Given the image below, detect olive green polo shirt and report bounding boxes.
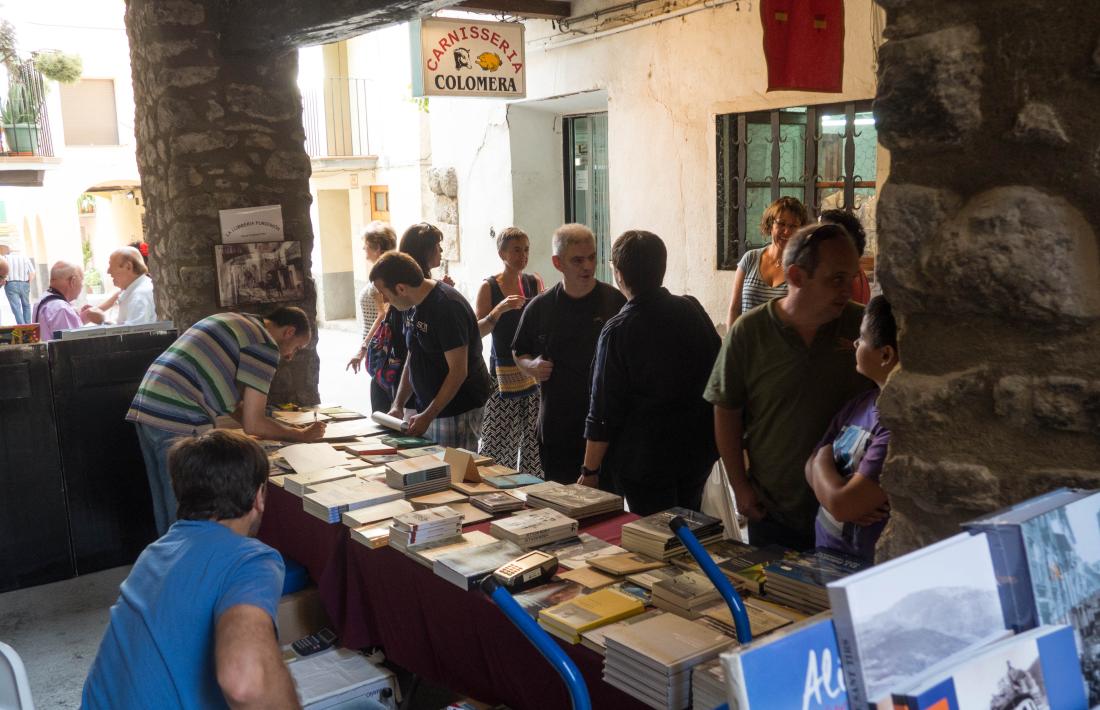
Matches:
[705,299,872,536]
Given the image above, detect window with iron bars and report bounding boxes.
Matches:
[716,100,877,270]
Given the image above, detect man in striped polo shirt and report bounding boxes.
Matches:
[127,306,326,535]
[0,244,36,325]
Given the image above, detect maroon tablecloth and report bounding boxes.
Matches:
[260,485,647,709]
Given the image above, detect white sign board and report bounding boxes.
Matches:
[219,204,284,244]
[411,17,526,99]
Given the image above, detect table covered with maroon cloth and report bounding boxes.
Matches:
[260,484,648,709]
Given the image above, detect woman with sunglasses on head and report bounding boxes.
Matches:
[475,227,545,476]
[399,222,454,286]
[725,196,808,329]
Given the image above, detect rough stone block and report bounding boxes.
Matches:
[170,130,235,155]
[878,368,989,428]
[874,182,960,312]
[994,375,1100,433]
[928,187,1100,321]
[885,454,1001,513]
[265,151,311,181]
[428,168,443,196]
[158,66,219,89]
[227,83,298,122]
[1010,102,1069,147]
[150,0,205,26]
[441,168,458,198]
[434,194,457,225]
[876,25,982,151]
[143,39,198,64]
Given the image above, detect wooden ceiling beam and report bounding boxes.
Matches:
[455,0,571,19]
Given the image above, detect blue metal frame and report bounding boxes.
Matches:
[669,515,753,645]
[481,577,592,710]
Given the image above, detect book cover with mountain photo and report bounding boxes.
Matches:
[827,533,1007,708]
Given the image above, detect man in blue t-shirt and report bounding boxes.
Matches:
[371,251,491,450]
[82,430,296,709]
[805,296,899,563]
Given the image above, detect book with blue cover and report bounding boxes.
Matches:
[721,613,848,709]
[962,488,1089,631]
[483,473,545,489]
[890,625,1087,710]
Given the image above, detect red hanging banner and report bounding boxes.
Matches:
[761,0,845,93]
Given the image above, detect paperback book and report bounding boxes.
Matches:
[538,587,645,643]
[489,508,578,548]
[432,539,526,591]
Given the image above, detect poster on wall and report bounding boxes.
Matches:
[215,241,304,308]
[219,204,284,244]
[410,17,526,99]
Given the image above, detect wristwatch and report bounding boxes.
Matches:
[580,465,599,478]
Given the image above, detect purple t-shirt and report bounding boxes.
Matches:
[812,387,890,562]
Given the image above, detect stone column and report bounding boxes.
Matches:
[872,1,1100,557]
[125,0,319,404]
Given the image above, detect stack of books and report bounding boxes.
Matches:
[398,444,446,459]
[625,566,683,591]
[433,538,526,591]
[651,572,721,619]
[408,489,467,509]
[384,455,451,497]
[380,435,434,449]
[763,549,867,614]
[538,534,626,570]
[672,540,790,595]
[587,552,667,576]
[602,613,734,710]
[345,440,397,457]
[580,609,664,655]
[302,476,403,523]
[283,467,356,497]
[343,499,415,549]
[538,587,645,644]
[698,597,795,639]
[621,508,724,560]
[524,481,623,519]
[690,658,726,710]
[483,472,545,489]
[389,506,463,553]
[721,613,846,709]
[469,492,524,514]
[489,508,578,549]
[403,530,497,570]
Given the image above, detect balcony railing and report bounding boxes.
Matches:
[1,61,55,158]
[302,77,372,159]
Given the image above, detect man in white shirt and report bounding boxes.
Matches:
[82,247,156,325]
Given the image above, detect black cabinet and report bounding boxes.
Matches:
[48,332,176,574]
[0,345,73,592]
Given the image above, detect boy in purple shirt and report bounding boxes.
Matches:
[805,296,898,562]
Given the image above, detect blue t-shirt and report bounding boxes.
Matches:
[812,388,890,562]
[81,520,284,709]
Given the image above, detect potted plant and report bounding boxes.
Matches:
[1,82,39,154]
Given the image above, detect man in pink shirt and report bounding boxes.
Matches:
[34,261,85,341]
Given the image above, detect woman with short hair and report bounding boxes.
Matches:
[725,196,808,328]
[475,227,544,475]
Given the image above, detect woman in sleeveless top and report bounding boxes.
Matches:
[345,222,398,411]
[725,196,808,328]
[475,227,545,476]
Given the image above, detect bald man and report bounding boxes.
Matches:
[34,261,85,341]
[82,247,156,325]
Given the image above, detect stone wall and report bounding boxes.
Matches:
[125,0,318,404]
[873,0,1100,556]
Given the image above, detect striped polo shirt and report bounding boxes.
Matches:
[126,313,279,434]
[6,253,35,282]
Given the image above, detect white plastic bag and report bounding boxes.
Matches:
[700,460,746,543]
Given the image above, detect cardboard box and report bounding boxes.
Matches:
[277,586,331,646]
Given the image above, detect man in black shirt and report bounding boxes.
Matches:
[512,224,626,483]
[370,252,490,449]
[581,230,721,515]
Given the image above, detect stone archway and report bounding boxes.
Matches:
[872,1,1100,555]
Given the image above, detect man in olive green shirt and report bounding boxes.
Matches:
[705,223,872,549]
